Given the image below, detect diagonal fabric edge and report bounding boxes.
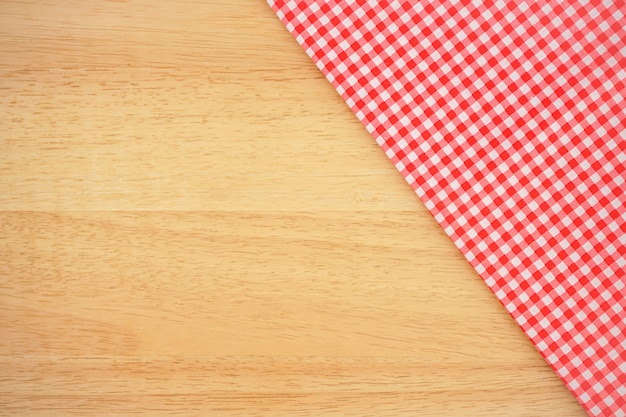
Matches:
[267,1,626,416]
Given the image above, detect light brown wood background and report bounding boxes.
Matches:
[0,1,585,416]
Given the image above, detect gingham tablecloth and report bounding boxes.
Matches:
[267,1,626,415]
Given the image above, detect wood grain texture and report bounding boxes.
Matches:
[0,1,585,416]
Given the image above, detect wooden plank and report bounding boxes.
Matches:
[0,0,584,415]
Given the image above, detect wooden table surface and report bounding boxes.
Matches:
[0,1,586,416]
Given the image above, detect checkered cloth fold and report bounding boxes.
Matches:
[267,1,626,415]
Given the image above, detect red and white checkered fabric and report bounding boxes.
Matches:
[267,1,626,415]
